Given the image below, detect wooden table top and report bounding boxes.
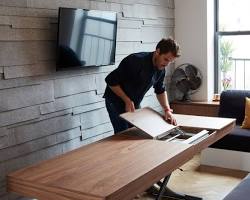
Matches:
[174,114,235,130]
[171,101,220,106]
[8,134,194,200]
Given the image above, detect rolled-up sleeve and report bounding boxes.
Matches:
[153,70,166,94]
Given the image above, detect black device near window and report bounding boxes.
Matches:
[56,7,117,70]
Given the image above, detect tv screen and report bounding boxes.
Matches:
[56,7,117,70]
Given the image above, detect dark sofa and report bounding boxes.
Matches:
[203,90,250,200]
[210,90,250,152]
[223,173,250,200]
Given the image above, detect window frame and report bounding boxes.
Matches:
[214,0,250,92]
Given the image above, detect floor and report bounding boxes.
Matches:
[136,154,248,200]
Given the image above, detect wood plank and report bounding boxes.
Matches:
[7,109,73,130]
[0,127,81,162]
[0,81,54,112]
[106,0,170,7]
[10,115,80,145]
[117,28,141,42]
[0,128,10,150]
[140,42,157,51]
[81,122,113,140]
[0,41,56,66]
[122,4,174,19]
[44,64,117,81]
[0,162,6,181]
[0,105,40,127]
[116,42,156,56]
[40,91,101,114]
[0,6,57,18]
[0,0,28,7]
[7,134,194,200]
[110,2,123,12]
[0,26,56,41]
[90,1,123,13]
[143,18,174,27]
[80,107,110,129]
[0,41,37,66]
[0,16,52,29]
[0,78,41,90]
[72,101,105,115]
[0,135,55,162]
[89,1,111,11]
[141,26,173,43]
[62,137,84,153]
[3,62,55,79]
[54,74,96,98]
[118,18,143,29]
[56,127,81,144]
[38,109,73,122]
[27,0,90,10]
[116,41,140,54]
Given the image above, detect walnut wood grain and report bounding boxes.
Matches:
[7,134,195,200]
[171,101,220,117]
[7,109,236,200]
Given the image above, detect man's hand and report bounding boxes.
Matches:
[165,110,177,125]
[108,85,135,112]
[125,99,135,112]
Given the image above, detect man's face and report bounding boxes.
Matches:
[154,49,176,70]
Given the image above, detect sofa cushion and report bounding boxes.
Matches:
[242,97,250,129]
[211,125,250,152]
[223,174,250,200]
[219,90,250,125]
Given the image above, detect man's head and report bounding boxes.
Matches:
[153,38,180,70]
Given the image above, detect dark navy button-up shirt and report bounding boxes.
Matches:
[103,52,166,109]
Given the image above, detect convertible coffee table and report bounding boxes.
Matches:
[7,107,235,200]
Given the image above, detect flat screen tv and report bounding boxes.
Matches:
[56,7,117,70]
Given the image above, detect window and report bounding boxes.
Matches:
[215,0,250,92]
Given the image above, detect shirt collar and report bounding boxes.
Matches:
[149,51,164,72]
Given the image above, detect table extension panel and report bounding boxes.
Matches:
[120,107,236,153]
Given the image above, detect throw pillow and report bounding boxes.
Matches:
[241,97,250,129]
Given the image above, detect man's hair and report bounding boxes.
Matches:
[156,38,181,57]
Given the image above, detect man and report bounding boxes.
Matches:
[103,38,180,134]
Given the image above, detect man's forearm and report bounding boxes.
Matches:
[156,92,171,111]
[109,85,130,103]
[157,92,176,125]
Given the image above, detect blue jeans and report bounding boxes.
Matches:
[105,98,132,134]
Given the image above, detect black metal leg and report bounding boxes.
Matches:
[155,175,170,200]
[154,173,203,200]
